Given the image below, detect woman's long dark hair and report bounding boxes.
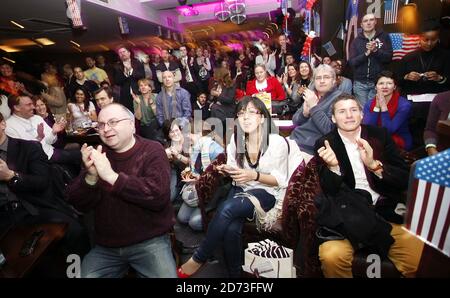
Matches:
[71,86,91,112]
[233,96,274,168]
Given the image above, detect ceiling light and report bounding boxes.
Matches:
[230,13,246,25]
[10,20,24,29]
[226,0,245,15]
[35,38,55,46]
[70,40,80,47]
[72,46,82,52]
[2,57,16,64]
[215,2,230,21]
[177,5,199,16]
[0,45,21,52]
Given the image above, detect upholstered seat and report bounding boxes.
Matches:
[196,153,401,278]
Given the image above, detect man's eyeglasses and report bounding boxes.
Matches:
[96,118,130,131]
[237,109,261,118]
[315,75,333,81]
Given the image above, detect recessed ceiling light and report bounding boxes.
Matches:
[35,38,55,46]
[2,57,16,64]
[70,40,80,47]
[0,45,21,52]
[10,20,24,29]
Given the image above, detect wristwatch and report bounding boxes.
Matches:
[8,171,20,187]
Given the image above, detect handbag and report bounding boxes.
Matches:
[242,239,296,278]
[180,182,199,208]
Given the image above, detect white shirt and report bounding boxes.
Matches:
[255,80,268,92]
[227,134,289,203]
[6,114,56,159]
[338,129,380,204]
[182,56,193,82]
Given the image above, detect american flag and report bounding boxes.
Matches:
[406,149,450,257]
[384,0,399,24]
[389,33,420,61]
[66,0,83,28]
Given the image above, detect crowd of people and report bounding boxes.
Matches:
[0,13,448,278]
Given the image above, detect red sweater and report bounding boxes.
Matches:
[67,135,175,247]
[245,76,286,101]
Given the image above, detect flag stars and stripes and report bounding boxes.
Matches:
[407,149,450,257]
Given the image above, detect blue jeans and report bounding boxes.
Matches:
[353,80,376,107]
[170,168,181,202]
[177,203,203,231]
[81,234,177,278]
[193,186,275,277]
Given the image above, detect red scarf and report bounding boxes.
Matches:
[369,90,405,149]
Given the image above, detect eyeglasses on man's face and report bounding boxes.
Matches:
[237,109,261,118]
[96,118,131,131]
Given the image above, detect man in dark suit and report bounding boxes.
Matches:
[113,46,145,111]
[314,94,423,278]
[0,112,90,261]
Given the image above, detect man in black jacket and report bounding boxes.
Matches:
[348,13,393,107]
[0,112,90,262]
[114,46,145,111]
[314,94,423,278]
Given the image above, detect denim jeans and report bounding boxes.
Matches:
[193,186,276,277]
[170,168,181,202]
[177,203,203,231]
[81,234,177,278]
[353,80,376,107]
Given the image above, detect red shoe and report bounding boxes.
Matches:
[176,264,204,278]
[177,267,191,278]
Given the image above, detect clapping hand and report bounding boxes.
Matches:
[0,159,14,181]
[89,145,118,185]
[81,143,98,177]
[356,138,375,169]
[303,88,319,109]
[37,123,45,141]
[52,118,66,134]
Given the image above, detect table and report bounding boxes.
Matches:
[0,223,67,278]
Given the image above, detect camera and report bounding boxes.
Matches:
[373,38,383,49]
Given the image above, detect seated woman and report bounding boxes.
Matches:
[132,78,162,142]
[177,121,224,231]
[67,87,97,131]
[34,95,66,149]
[363,71,413,151]
[178,96,289,278]
[162,119,190,202]
[278,63,303,114]
[209,67,236,123]
[246,64,286,115]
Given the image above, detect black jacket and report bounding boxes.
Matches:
[314,125,409,224]
[348,30,393,82]
[7,137,76,217]
[114,58,145,111]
